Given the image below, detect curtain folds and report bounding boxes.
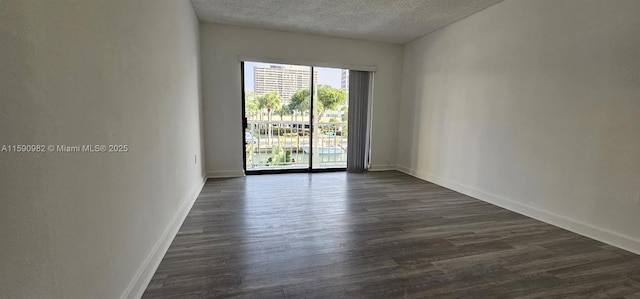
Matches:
[346,70,372,172]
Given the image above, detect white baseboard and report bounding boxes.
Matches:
[395,165,412,175]
[121,175,207,299]
[396,165,640,255]
[368,164,396,172]
[207,170,245,178]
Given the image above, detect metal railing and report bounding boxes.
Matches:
[245,120,348,169]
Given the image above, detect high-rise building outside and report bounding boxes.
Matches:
[341,69,349,91]
[254,65,318,104]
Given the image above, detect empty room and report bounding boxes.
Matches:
[1,0,639,298]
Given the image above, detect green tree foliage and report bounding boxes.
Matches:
[280,105,293,115]
[287,85,346,117]
[266,146,291,166]
[287,89,310,112]
[257,91,282,113]
[245,91,258,115]
[276,105,293,121]
[317,85,346,115]
[257,92,282,145]
[245,99,258,115]
[341,105,348,121]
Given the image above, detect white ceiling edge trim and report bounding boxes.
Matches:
[237,55,377,72]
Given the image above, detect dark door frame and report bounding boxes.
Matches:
[241,61,346,175]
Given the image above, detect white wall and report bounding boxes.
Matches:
[199,24,403,176]
[398,0,640,253]
[0,1,205,298]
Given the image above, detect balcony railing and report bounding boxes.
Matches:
[246,120,347,170]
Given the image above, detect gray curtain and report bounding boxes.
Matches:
[346,70,372,172]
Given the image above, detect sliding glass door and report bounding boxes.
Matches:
[311,67,348,169]
[242,61,348,173]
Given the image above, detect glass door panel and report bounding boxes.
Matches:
[312,67,348,169]
[244,62,311,171]
[243,62,348,172]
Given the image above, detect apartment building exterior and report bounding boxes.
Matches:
[254,65,318,104]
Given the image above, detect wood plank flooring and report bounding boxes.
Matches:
[143,171,640,298]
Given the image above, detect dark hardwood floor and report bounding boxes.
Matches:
[143,171,640,298]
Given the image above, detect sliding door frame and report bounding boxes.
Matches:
[241,60,356,175]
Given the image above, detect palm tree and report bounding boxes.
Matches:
[257,92,282,145]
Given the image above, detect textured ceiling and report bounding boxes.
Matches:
[190,0,504,44]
